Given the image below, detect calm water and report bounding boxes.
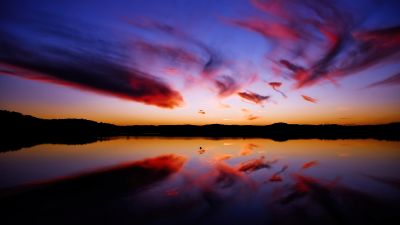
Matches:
[1,138,400,225]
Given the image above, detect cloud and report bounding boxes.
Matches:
[268,82,282,89]
[127,18,227,85]
[214,75,241,97]
[133,40,202,67]
[231,0,400,89]
[301,95,318,103]
[238,91,270,105]
[365,72,400,88]
[0,17,183,109]
[129,18,258,99]
[219,102,231,109]
[246,114,260,121]
[2,1,399,113]
[334,26,400,77]
[226,19,300,42]
[268,81,287,98]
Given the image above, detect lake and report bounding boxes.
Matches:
[1,137,400,225]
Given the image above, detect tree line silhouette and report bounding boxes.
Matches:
[1,110,399,152]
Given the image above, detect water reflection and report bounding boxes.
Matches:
[0,138,399,225]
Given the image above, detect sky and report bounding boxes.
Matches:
[0,0,400,125]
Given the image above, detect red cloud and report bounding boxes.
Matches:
[232,0,400,90]
[238,91,270,105]
[227,19,299,41]
[246,114,260,121]
[0,17,186,109]
[268,81,287,98]
[301,95,317,103]
[1,63,184,109]
[268,82,282,89]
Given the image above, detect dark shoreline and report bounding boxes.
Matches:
[1,110,399,152]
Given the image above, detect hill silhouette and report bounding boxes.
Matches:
[0,110,399,152]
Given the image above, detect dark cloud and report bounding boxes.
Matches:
[268,81,287,98]
[2,1,399,111]
[0,16,183,109]
[238,91,270,105]
[335,26,400,77]
[127,18,222,72]
[129,18,259,98]
[133,40,202,67]
[301,95,318,103]
[232,0,400,89]
[365,72,400,88]
[268,82,282,89]
[279,59,307,74]
[214,75,241,97]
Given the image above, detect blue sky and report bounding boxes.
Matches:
[1,0,399,124]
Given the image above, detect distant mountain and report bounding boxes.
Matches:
[0,110,399,152]
[0,110,117,137]
[0,110,117,152]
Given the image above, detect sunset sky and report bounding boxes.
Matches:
[1,0,399,125]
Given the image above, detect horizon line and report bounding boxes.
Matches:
[1,109,399,127]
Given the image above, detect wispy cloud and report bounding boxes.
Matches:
[268,81,287,98]
[230,0,400,89]
[365,73,400,88]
